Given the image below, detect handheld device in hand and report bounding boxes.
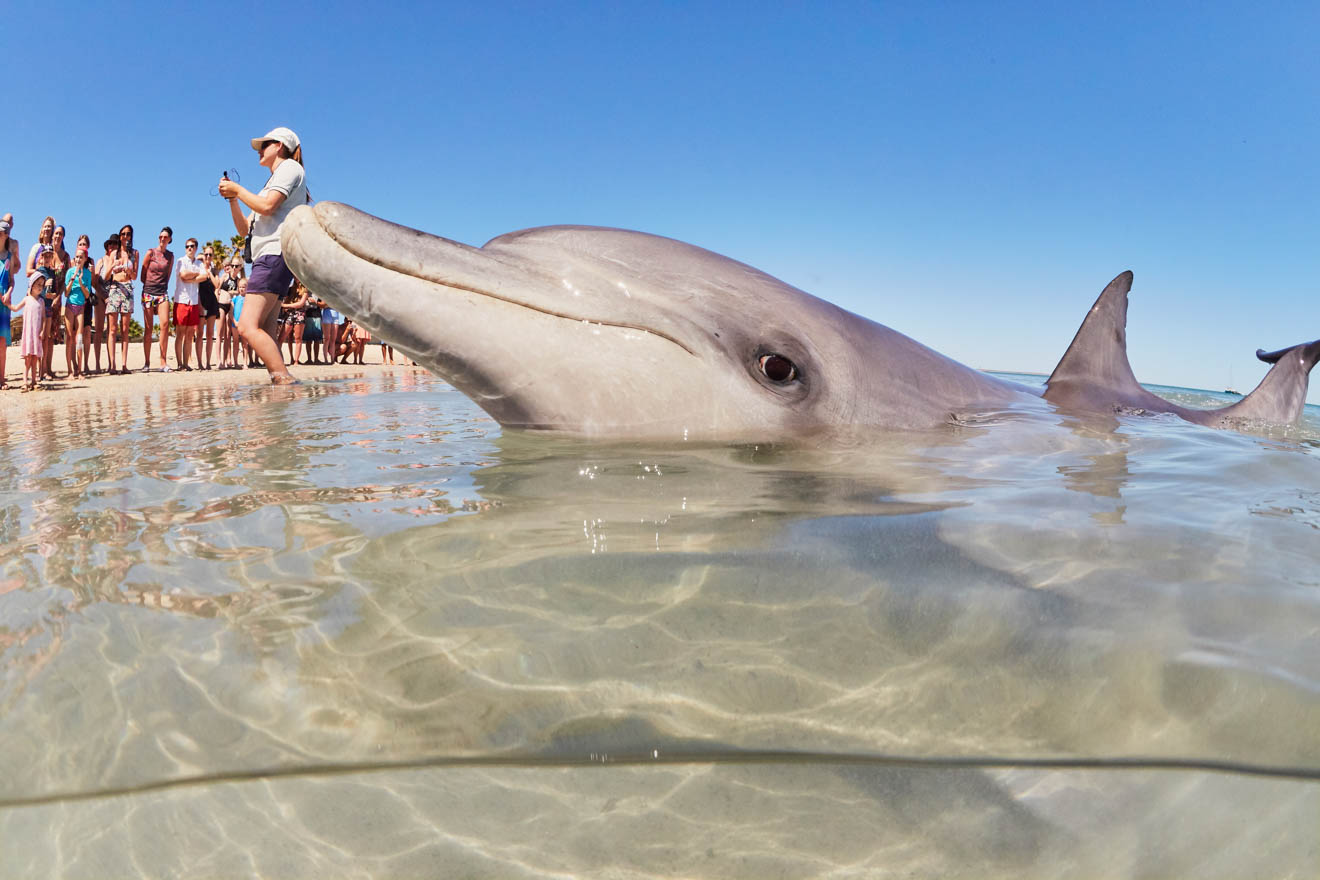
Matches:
[210,169,241,197]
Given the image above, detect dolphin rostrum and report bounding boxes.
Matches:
[281,202,1318,441]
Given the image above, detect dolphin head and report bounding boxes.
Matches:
[283,203,1017,441]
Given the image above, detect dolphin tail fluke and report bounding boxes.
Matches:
[1218,339,1320,424]
[1043,271,1149,409]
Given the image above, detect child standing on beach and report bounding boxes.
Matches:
[12,274,46,391]
[64,245,94,378]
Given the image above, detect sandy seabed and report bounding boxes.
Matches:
[0,341,420,419]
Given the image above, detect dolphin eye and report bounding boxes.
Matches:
[758,353,798,383]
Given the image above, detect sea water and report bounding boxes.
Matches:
[0,372,1315,879]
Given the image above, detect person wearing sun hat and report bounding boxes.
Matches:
[217,126,308,385]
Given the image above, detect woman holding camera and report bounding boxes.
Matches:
[217,126,307,385]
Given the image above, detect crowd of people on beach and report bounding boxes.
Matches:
[0,215,387,392]
[0,127,401,392]
[0,223,394,393]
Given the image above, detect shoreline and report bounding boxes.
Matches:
[0,342,422,419]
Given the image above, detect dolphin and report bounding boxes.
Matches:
[281,202,1319,441]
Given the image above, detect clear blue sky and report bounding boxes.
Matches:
[7,1,1317,400]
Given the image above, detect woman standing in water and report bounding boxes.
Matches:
[139,227,174,371]
[218,126,307,385]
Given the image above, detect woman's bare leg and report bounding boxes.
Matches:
[94,303,106,372]
[238,292,294,382]
[123,314,133,371]
[323,323,338,367]
[42,311,57,378]
[141,308,154,370]
[158,301,171,368]
[64,311,81,376]
[203,316,215,368]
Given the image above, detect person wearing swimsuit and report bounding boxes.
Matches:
[197,245,220,369]
[0,219,13,386]
[139,227,174,371]
[93,236,118,373]
[216,258,241,368]
[43,226,70,380]
[104,226,138,374]
[1,213,17,289]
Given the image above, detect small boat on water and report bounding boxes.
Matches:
[1223,366,1241,395]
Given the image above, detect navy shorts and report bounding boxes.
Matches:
[247,253,296,297]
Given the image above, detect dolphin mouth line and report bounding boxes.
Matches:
[315,214,698,357]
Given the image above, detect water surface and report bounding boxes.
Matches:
[0,372,1316,878]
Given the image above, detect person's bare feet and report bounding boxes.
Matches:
[270,373,299,386]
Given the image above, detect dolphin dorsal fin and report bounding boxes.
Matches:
[1219,339,1320,423]
[1044,271,1143,406]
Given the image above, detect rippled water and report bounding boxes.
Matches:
[0,371,1317,878]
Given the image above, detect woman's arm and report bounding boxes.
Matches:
[222,181,286,218]
[221,180,283,233]
[227,193,251,238]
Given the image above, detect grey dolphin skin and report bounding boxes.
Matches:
[1043,270,1320,428]
[282,202,1318,441]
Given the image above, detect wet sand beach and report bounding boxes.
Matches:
[0,342,421,418]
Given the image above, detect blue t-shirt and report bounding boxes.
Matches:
[65,266,93,306]
[0,261,10,329]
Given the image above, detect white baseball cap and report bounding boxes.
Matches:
[251,126,301,154]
